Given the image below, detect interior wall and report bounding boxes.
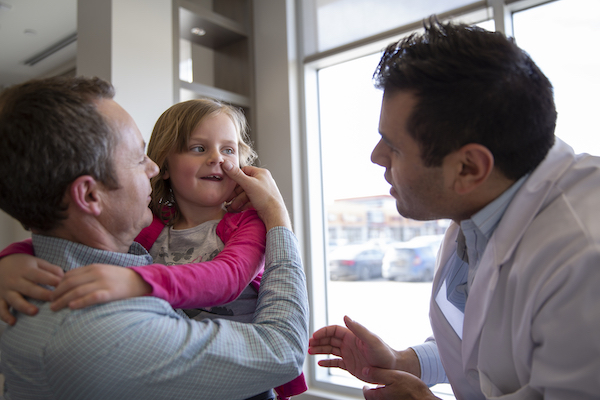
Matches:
[77,0,175,143]
[0,211,30,251]
[253,0,304,242]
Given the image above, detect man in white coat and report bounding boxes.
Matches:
[309,17,600,400]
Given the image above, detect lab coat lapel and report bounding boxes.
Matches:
[461,138,576,371]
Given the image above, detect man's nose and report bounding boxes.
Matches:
[147,157,159,178]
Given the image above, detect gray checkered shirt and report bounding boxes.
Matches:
[1,228,308,400]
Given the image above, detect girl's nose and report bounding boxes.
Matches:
[207,149,224,165]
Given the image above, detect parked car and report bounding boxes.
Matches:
[381,241,437,282]
[328,245,385,281]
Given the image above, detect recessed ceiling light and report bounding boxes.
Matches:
[191,27,206,36]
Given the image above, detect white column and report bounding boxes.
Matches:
[253,0,303,234]
[77,0,175,142]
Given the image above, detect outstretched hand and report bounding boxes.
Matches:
[50,264,152,311]
[222,161,291,231]
[309,316,404,383]
[0,254,64,325]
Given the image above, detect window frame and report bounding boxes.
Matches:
[298,0,561,398]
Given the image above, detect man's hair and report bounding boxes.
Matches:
[148,98,257,226]
[0,76,118,232]
[374,17,557,180]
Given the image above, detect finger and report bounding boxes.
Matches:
[66,290,112,310]
[317,358,346,369]
[226,191,251,213]
[222,160,251,186]
[0,299,16,326]
[17,284,54,302]
[36,259,65,281]
[50,266,98,301]
[309,344,343,358]
[363,367,395,386]
[3,292,39,316]
[311,324,348,340]
[226,184,245,202]
[50,281,101,311]
[344,316,380,345]
[20,260,63,288]
[363,384,386,400]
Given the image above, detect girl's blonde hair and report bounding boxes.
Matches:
[148,98,257,225]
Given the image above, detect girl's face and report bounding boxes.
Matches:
[164,112,240,215]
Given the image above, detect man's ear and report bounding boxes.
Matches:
[448,144,494,195]
[69,175,102,216]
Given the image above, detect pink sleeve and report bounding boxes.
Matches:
[129,209,266,309]
[134,214,165,251]
[0,238,34,258]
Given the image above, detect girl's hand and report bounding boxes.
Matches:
[0,254,64,325]
[50,264,152,311]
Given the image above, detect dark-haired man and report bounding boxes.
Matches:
[0,76,307,400]
[310,19,600,400]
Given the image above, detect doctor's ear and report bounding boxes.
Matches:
[448,144,494,195]
[68,175,102,216]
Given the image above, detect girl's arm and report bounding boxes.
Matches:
[0,210,266,317]
[129,209,266,309]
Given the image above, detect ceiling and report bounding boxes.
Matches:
[0,0,77,89]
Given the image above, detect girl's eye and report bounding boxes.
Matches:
[191,145,205,153]
[223,148,234,155]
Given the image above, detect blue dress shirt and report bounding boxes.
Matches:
[413,175,527,386]
[0,228,308,400]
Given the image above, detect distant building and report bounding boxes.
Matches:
[326,195,449,248]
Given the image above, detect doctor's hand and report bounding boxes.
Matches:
[309,316,421,383]
[362,368,440,400]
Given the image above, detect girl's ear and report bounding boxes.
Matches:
[69,175,102,216]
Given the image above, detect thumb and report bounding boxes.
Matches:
[362,384,386,400]
[344,316,380,346]
[222,160,249,185]
[37,258,65,280]
[362,366,394,386]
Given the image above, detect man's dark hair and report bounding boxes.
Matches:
[0,76,119,232]
[374,17,556,180]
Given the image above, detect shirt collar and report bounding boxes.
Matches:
[32,234,153,273]
[457,174,528,266]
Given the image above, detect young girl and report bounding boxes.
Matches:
[0,99,306,399]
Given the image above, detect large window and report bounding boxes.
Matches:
[302,1,600,399]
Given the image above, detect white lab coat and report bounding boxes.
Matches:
[431,139,600,399]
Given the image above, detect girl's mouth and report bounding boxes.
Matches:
[201,175,223,181]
